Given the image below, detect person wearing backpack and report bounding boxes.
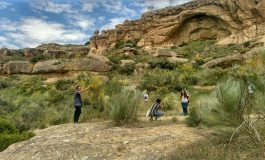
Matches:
[74,85,90,124]
[180,89,189,116]
[148,98,163,120]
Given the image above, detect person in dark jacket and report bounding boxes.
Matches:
[74,85,90,124]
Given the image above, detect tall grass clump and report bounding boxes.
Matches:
[191,80,248,127]
[109,88,141,124]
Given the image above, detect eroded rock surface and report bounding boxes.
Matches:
[0,121,206,160]
[89,0,265,55]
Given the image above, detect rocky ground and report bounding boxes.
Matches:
[0,117,208,160]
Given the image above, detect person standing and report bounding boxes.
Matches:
[180,89,189,116]
[74,85,90,124]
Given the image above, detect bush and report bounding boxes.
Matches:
[186,107,201,127]
[0,79,9,90]
[0,119,35,151]
[55,79,74,90]
[0,119,17,134]
[193,80,251,127]
[162,93,178,111]
[115,40,137,49]
[109,89,141,124]
[182,75,199,85]
[117,64,135,76]
[47,89,65,104]
[0,132,35,152]
[139,69,184,92]
[30,54,46,64]
[149,58,175,70]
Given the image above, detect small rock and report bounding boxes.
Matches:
[123,141,129,145]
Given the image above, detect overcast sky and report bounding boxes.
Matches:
[0,0,191,49]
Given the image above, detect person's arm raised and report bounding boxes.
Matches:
[80,86,91,93]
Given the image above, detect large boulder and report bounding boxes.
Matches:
[3,61,33,74]
[65,59,112,72]
[120,60,135,66]
[87,54,111,65]
[32,60,67,73]
[167,57,189,63]
[202,54,245,68]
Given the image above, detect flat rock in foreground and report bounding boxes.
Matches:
[0,121,206,160]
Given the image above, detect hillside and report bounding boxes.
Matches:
[1,0,265,159]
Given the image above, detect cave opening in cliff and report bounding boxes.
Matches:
[168,13,232,46]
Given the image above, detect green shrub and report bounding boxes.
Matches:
[47,89,65,104]
[117,64,135,76]
[0,119,17,134]
[30,54,46,64]
[109,89,141,124]
[0,79,9,90]
[162,93,178,111]
[139,69,184,92]
[194,80,250,127]
[149,58,175,70]
[182,75,199,85]
[55,79,74,90]
[186,107,201,127]
[115,40,137,49]
[0,132,35,152]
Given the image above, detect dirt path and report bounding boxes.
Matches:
[0,117,208,160]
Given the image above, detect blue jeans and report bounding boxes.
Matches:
[153,112,163,119]
[181,102,188,115]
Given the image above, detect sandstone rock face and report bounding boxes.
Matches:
[32,55,112,73]
[37,43,90,59]
[3,61,33,74]
[121,60,136,66]
[87,53,112,65]
[65,58,112,72]
[32,60,67,74]
[202,53,245,68]
[89,0,265,55]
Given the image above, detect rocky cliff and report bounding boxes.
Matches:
[89,0,265,55]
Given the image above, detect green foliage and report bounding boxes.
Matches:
[0,119,17,134]
[0,132,35,152]
[182,75,199,85]
[0,119,35,151]
[117,64,135,76]
[84,41,90,45]
[109,89,141,124]
[162,93,178,111]
[149,58,176,70]
[55,79,74,90]
[115,40,137,49]
[193,80,250,127]
[30,54,46,64]
[0,79,9,90]
[47,89,65,104]
[186,107,201,127]
[140,69,184,92]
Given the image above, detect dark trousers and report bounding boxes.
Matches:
[181,102,188,115]
[74,106,82,123]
